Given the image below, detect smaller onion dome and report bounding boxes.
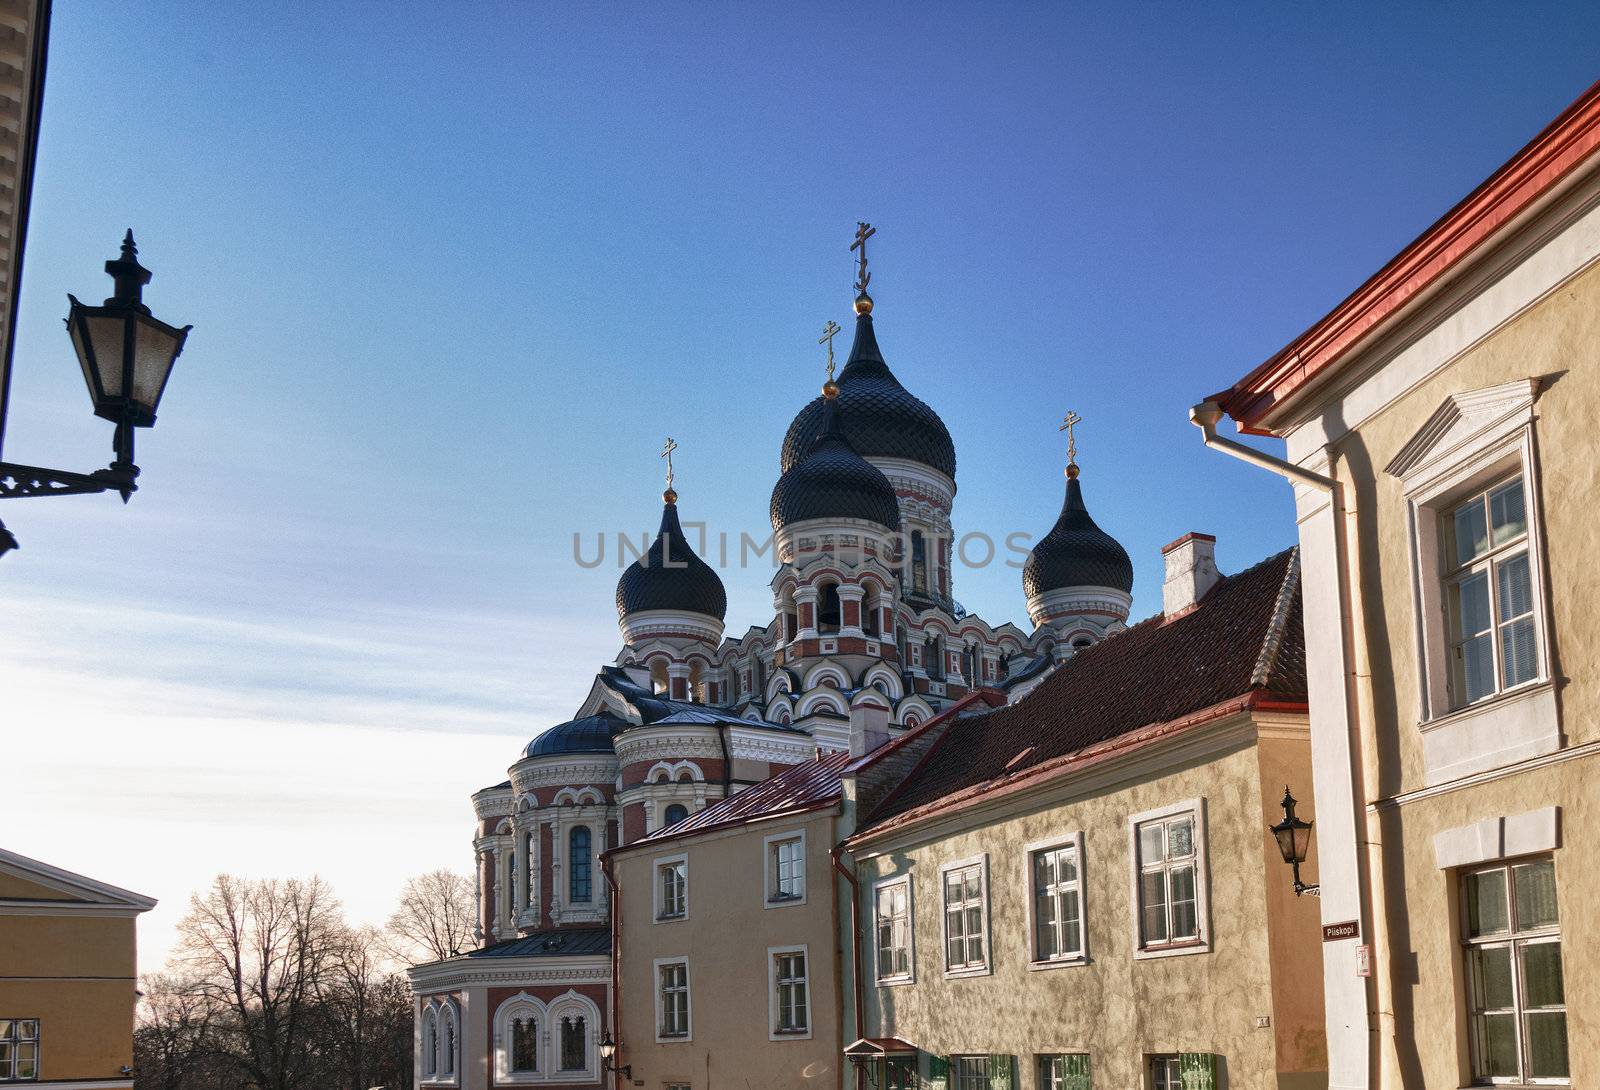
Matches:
[523,712,626,759]
[770,397,900,534]
[616,495,728,621]
[1023,473,1133,598]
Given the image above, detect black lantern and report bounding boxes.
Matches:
[1269,786,1318,897]
[599,1033,630,1079]
[0,230,192,553]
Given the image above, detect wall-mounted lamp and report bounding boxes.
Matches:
[599,1032,631,1080]
[1269,785,1319,897]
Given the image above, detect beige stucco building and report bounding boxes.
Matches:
[1202,79,1600,1089]
[840,538,1326,1090]
[608,752,854,1090]
[0,848,157,1089]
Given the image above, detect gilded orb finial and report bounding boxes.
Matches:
[1059,410,1082,478]
[850,221,876,314]
[663,486,678,504]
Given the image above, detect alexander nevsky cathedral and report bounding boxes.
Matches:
[407,227,1135,1086]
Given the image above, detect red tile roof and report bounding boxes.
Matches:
[856,547,1306,834]
[630,749,856,846]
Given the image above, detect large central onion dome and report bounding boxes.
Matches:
[780,311,955,480]
[1023,472,1134,598]
[523,711,626,759]
[615,494,727,621]
[771,398,900,533]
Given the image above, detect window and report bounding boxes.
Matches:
[442,1010,456,1077]
[953,1056,989,1090]
[819,582,841,633]
[874,877,913,983]
[1131,802,1208,955]
[766,831,805,905]
[0,1020,38,1083]
[423,1008,438,1077]
[656,855,687,920]
[1462,857,1567,1083]
[559,1015,586,1072]
[657,960,691,1040]
[1039,1054,1091,1090]
[663,803,689,826]
[926,634,945,680]
[1444,478,1539,708]
[770,946,810,1037]
[1149,1056,1181,1090]
[511,1016,538,1073]
[1030,836,1084,964]
[941,856,989,974]
[911,530,927,595]
[569,826,592,903]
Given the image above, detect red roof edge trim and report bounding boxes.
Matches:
[846,690,1289,848]
[1217,78,1600,433]
[605,796,842,858]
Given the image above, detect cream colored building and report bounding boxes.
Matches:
[1201,79,1600,1090]
[840,539,1325,1090]
[609,751,855,1090]
[0,848,156,1089]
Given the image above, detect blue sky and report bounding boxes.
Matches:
[4,2,1598,968]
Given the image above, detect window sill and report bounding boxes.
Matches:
[1133,939,1211,961]
[765,895,806,909]
[942,964,993,979]
[655,1033,692,1044]
[1027,954,1090,972]
[655,913,686,923]
[1418,681,1559,787]
[876,974,916,988]
[772,1028,813,1039]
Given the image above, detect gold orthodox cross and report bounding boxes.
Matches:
[851,221,876,295]
[661,436,678,490]
[819,320,842,381]
[1059,410,1081,467]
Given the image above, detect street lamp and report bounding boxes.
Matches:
[598,1033,631,1080]
[0,230,191,555]
[1269,785,1319,897]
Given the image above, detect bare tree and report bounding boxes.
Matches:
[134,971,228,1090]
[384,870,475,964]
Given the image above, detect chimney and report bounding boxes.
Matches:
[1162,532,1220,617]
[848,691,892,758]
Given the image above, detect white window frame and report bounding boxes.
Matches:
[654,852,688,923]
[492,992,547,1084]
[872,874,916,985]
[546,990,601,1082]
[763,829,807,908]
[653,957,692,1043]
[1128,799,1210,959]
[1439,477,1540,707]
[1389,380,1559,785]
[1024,831,1088,969]
[939,853,991,977]
[0,1018,39,1083]
[767,943,813,1041]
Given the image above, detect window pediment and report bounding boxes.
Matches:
[1384,378,1538,483]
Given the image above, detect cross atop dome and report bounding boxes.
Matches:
[851,221,876,315]
[1059,410,1082,479]
[661,436,678,503]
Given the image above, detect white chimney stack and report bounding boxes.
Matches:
[848,691,892,758]
[1162,532,1220,617]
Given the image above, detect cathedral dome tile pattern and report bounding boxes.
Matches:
[780,314,956,480]
[615,498,728,621]
[522,712,627,759]
[1023,475,1134,597]
[770,401,901,533]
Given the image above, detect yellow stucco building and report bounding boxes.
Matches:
[0,848,156,1089]
[1202,78,1600,1089]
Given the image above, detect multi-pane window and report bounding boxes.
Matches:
[658,961,690,1038]
[1462,857,1567,1083]
[942,860,988,972]
[1039,1054,1091,1090]
[769,835,804,902]
[443,1014,455,1076]
[1149,1056,1181,1090]
[1031,840,1083,962]
[881,1057,916,1089]
[510,1016,537,1073]
[569,826,592,903]
[0,1020,39,1083]
[773,950,809,1034]
[1445,477,1539,708]
[559,1015,586,1072]
[874,879,912,981]
[1136,811,1200,949]
[953,1056,990,1090]
[657,858,686,920]
[663,802,690,827]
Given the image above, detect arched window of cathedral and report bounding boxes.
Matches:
[422,1008,438,1077]
[525,831,536,905]
[963,641,979,685]
[664,802,689,826]
[818,581,841,634]
[512,1015,538,1073]
[896,625,908,664]
[861,580,881,636]
[1072,636,1093,651]
[441,1005,457,1076]
[560,1014,587,1072]
[568,827,592,903]
[753,655,765,697]
[926,634,945,680]
[910,531,928,595]
[649,658,669,696]
[689,659,705,703]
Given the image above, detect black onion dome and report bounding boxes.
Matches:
[780,313,955,479]
[771,399,900,533]
[1023,475,1134,597]
[523,712,626,758]
[615,499,728,621]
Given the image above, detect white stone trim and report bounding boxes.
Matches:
[546,988,603,1083]
[766,942,814,1041]
[652,851,689,923]
[871,873,916,987]
[652,956,693,1044]
[1432,806,1559,870]
[763,828,808,909]
[937,852,992,978]
[0,848,157,912]
[492,991,547,1083]
[1022,830,1089,970]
